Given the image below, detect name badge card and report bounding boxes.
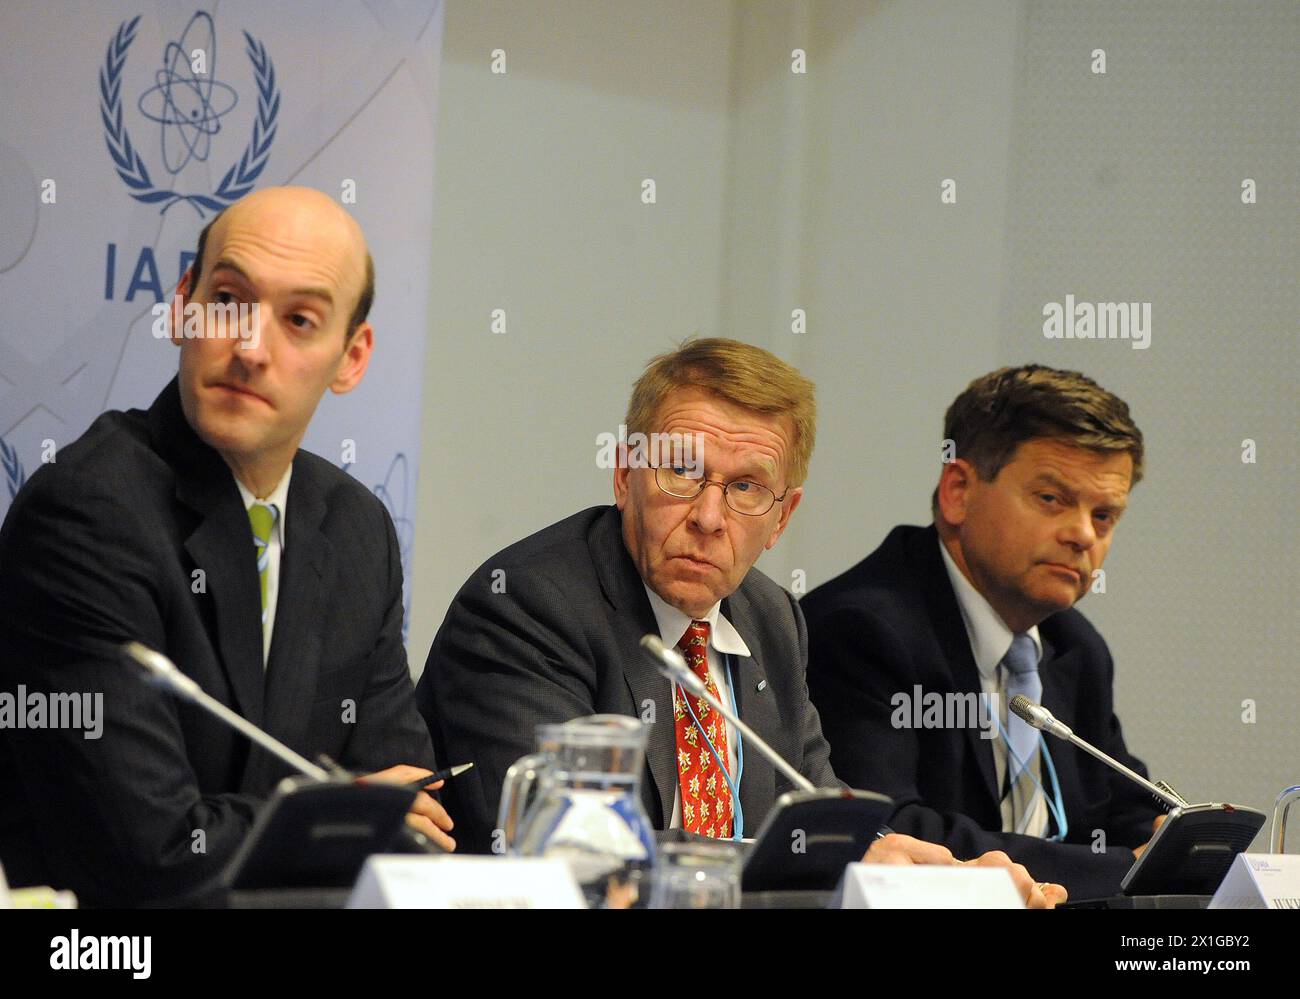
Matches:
[348,855,585,909]
[1209,854,1300,909]
[837,863,1025,909]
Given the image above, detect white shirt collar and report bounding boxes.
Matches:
[641,583,752,658]
[937,534,1041,679]
[233,464,292,550]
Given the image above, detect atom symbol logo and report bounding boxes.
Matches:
[100,11,280,216]
[136,12,239,176]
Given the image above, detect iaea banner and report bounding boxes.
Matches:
[0,1,443,638]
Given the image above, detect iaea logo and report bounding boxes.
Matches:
[1,436,26,502]
[100,11,280,217]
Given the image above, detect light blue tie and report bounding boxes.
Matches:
[1001,633,1041,782]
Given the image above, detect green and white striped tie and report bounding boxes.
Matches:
[247,502,279,630]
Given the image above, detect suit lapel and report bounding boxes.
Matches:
[722,589,781,835]
[150,380,266,727]
[258,457,332,776]
[587,507,675,827]
[916,527,1000,806]
[182,512,266,727]
[1038,634,1076,725]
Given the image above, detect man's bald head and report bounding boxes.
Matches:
[188,186,374,341]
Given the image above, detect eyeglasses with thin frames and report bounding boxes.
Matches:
[653,465,789,516]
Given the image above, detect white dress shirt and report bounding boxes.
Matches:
[937,537,1050,837]
[234,466,292,667]
[641,584,752,831]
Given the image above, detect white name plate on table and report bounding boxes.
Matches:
[347,855,585,909]
[1209,854,1300,909]
[836,863,1025,909]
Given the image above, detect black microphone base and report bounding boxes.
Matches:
[1062,894,1213,909]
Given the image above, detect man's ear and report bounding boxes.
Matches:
[331,322,373,395]
[169,268,194,347]
[937,458,976,528]
[613,443,630,509]
[764,485,803,550]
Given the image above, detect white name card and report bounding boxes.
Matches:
[1209,853,1300,909]
[347,855,585,909]
[837,863,1025,909]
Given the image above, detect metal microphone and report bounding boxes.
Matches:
[1008,693,1187,810]
[124,641,333,782]
[1006,694,1073,740]
[639,633,817,794]
[122,641,440,854]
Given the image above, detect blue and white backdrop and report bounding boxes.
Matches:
[0,1,443,636]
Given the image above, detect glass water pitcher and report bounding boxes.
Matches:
[497,714,657,907]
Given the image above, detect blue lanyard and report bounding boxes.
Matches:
[992,708,1069,841]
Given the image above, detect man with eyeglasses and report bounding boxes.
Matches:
[416,338,1067,907]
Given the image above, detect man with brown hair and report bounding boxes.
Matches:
[803,364,1163,899]
[417,341,1068,907]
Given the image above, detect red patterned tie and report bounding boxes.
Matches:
[673,620,734,838]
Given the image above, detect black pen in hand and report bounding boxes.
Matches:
[406,762,474,790]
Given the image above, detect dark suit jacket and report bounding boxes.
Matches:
[417,504,840,853]
[0,379,434,906]
[801,524,1160,899]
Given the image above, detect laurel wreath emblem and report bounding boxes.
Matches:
[1,435,26,502]
[100,15,280,216]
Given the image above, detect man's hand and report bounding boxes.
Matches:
[1131,813,1169,861]
[961,850,1068,909]
[862,834,1067,908]
[357,764,456,852]
[864,832,955,866]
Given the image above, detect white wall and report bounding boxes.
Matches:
[409,1,1298,833]
[997,0,1299,833]
[411,0,1023,659]
[408,0,735,668]
[741,0,1022,594]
